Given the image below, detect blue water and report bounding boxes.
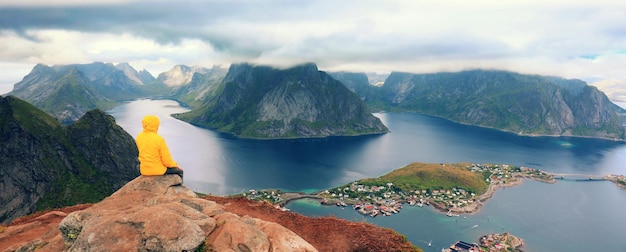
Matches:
[108,99,626,251]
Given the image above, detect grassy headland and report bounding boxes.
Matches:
[362,162,489,195]
[245,162,556,217]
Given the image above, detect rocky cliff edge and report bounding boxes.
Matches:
[1,175,317,251]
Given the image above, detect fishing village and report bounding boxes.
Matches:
[242,162,626,217]
[239,162,625,251]
[311,163,556,217]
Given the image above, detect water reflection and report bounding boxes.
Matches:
[109,99,626,195]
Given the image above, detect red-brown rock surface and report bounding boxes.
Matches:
[0,175,420,252]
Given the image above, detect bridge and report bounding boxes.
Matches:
[548,173,606,181]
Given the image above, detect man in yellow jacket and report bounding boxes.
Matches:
[136,115,184,178]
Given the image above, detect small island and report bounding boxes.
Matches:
[445,232,524,252]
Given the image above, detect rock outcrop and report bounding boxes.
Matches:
[53,175,317,251]
[0,175,420,251]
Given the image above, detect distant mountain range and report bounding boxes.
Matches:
[0,96,139,224]
[331,70,625,140]
[5,62,625,140]
[8,62,151,124]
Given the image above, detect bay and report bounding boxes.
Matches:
[108,99,626,251]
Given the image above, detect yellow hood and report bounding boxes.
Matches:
[142,115,160,133]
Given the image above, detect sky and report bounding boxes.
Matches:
[1,0,626,93]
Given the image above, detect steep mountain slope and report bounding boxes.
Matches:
[341,70,624,140]
[591,79,626,102]
[14,66,114,124]
[171,65,228,107]
[329,71,388,109]
[0,96,139,224]
[174,63,389,139]
[114,62,155,85]
[8,62,150,124]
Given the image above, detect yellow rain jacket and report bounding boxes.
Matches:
[136,115,178,176]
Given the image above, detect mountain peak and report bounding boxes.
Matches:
[157,64,210,86]
[114,62,154,85]
[175,62,389,139]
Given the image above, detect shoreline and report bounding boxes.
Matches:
[445,232,525,252]
[430,175,555,215]
[250,169,625,218]
[297,174,558,216]
[604,175,626,189]
[273,177,534,216]
[399,111,626,143]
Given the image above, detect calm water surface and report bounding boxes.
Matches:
[108,99,626,251]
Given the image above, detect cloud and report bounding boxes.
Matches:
[0,0,625,84]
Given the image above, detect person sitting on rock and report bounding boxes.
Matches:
[136,115,184,179]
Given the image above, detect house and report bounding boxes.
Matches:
[449,241,479,252]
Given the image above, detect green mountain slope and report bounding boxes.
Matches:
[334,70,625,140]
[174,63,389,139]
[0,96,139,224]
[8,62,152,124]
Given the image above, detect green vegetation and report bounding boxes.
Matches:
[173,63,388,139]
[360,162,488,195]
[306,162,559,217]
[8,96,65,138]
[344,70,625,140]
[36,152,112,210]
[2,96,138,220]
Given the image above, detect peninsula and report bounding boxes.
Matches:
[316,162,555,216]
[241,162,625,217]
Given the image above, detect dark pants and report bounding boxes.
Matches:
[165,167,184,179]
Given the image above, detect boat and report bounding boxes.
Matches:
[370,209,380,217]
[446,210,460,217]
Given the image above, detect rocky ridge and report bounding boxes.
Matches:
[8,62,148,124]
[591,79,626,102]
[114,62,155,85]
[157,65,212,87]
